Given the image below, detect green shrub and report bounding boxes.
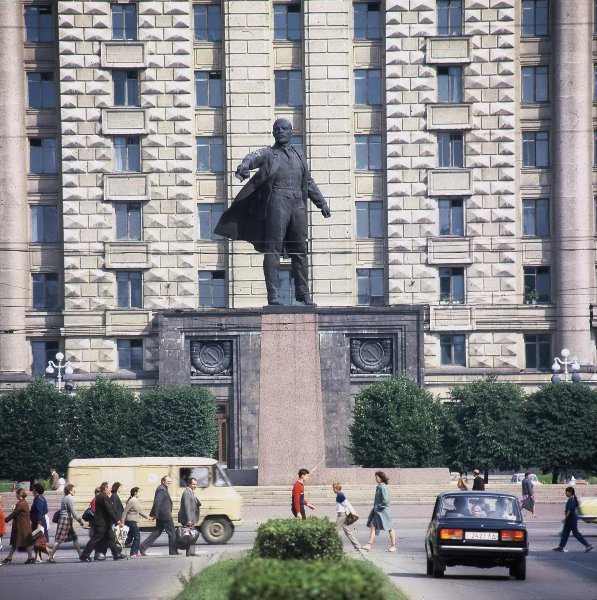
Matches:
[175,558,241,600]
[229,558,404,600]
[252,518,343,561]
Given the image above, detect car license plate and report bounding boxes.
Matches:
[465,531,498,541]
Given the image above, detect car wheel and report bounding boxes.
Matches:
[432,556,445,578]
[200,517,234,544]
[426,556,433,575]
[509,558,526,581]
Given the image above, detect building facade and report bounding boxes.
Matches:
[0,0,596,417]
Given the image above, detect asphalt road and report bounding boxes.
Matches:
[0,503,595,600]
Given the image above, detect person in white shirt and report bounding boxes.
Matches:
[332,483,360,550]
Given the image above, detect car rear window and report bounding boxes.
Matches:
[440,495,520,520]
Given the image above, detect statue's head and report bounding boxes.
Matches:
[272,119,293,144]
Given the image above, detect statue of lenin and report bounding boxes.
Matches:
[214,119,331,305]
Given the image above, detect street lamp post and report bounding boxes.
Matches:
[45,352,74,392]
[551,348,581,383]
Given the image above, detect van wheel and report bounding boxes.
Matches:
[200,517,234,544]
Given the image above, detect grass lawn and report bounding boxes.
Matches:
[175,556,408,600]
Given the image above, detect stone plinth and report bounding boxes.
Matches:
[257,312,326,486]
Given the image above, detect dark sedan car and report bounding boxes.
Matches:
[425,492,528,580]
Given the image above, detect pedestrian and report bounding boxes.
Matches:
[553,487,594,553]
[120,487,151,558]
[47,483,85,563]
[140,475,178,556]
[30,483,49,542]
[85,487,105,561]
[0,495,6,559]
[178,477,202,556]
[521,472,536,518]
[457,472,468,491]
[110,482,124,522]
[291,468,316,519]
[332,483,360,550]
[3,488,35,564]
[49,468,59,492]
[472,469,485,491]
[362,471,396,553]
[31,519,50,563]
[79,481,126,562]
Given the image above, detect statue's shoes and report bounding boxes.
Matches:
[298,297,317,306]
[268,299,282,305]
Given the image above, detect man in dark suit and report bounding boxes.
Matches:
[80,481,126,562]
[215,119,331,305]
[140,475,177,556]
[178,477,201,556]
[472,469,485,491]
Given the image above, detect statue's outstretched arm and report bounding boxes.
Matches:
[235,149,266,181]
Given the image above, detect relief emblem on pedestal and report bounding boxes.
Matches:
[190,340,232,376]
[350,338,393,374]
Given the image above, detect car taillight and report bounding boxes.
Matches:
[440,528,463,540]
[501,530,525,542]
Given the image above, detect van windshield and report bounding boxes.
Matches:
[213,464,231,487]
[179,467,210,488]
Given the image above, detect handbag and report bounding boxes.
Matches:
[175,526,200,549]
[82,507,94,522]
[345,511,359,526]
[51,510,60,524]
[31,524,45,541]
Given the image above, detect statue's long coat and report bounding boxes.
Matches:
[214,145,326,253]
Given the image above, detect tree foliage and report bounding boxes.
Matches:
[444,376,526,473]
[0,378,75,480]
[137,385,218,457]
[349,376,444,467]
[71,376,140,458]
[525,383,597,480]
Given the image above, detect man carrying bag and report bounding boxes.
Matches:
[177,478,201,556]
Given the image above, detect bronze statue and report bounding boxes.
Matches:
[214,119,331,305]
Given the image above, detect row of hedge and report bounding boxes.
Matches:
[0,377,218,481]
[177,517,406,600]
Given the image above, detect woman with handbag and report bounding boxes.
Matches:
[47,484,85,563]
[362,471,397,553]
[32,520,50,563]
[0,495,6,559]
[3,488,35,564]
[120,487,150,558]
[332,483,360,550]
[30,483,49,543]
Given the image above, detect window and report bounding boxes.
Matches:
[32,273,59,310]
[29,139,57,174]
[353,3,381,40]
[31,205,59,243]
[440,334,466,366]
[356,201,383,238]
[111,3,137,40]
[194,4,222,42]
[437,66,463,103]
[522,0,549,37]
[437,0,462,36]
[355,135,382,170]
[115,203,142,241]
[524,334,551,369]
[522,131,549,167]
[116,271,143,308]
[198,203,224,240]
[357,268,384,305]
[195,71,223,108]
[274,70,303,107]
[439,267,464,304]
[274,4,302,41]
[522,66,549,103]
[117,339,143,370]
[31,340,59,376]
[27,73,55,109]
[278,270,302,306]
[438,198,464,236]
[438,132,464,168]
[523,266,551,303]
[199,271,226,308]
[25,5,54,43]
[179,467,209,488]
[113,71,139,107]
[355,69,382,106]
[114,136,141,172]
[196,137,225,173]
[523,199,550,237]
[291,135,304,153]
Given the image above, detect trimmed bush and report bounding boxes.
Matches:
[175,558,241,600]
[229,558,404,600]
[252,517,343,561]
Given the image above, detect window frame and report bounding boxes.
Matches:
[438,132,464,168]
[438,198,464,237]
[193,4,222,42]
[115,202,142,241]
[353,2,382,41]
[113,70,140,107]
[437,0,463,36]
[277,269,303,306]
[522,198,550,237]
[116,270,143,309]
[439,266,465,304]
[27,72,55,109]
[522,131,550,168]
[437,66,463,103]
[198,202,225,241]
[25,5,54,43]
[31,205,59,243]
[29,138,57,175]
[196,136,225,173]
[356,268,384,306]
[31,340,59,376]
[354,68,382,106]
[524,333,551,370]
[111,3,137,41]
[522,0,549,38]
[356,200,383,239]
[274,3,302,41]
[521,65,549,103]
[198,270,227,308]
[440,334,466,366]
[195,71,223,108]
[274,70,304,107]
[523,265,551,304]
[117,338,144,371]
[355,134,383,171]
[114,136,141,173]
[32,272,60,311]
